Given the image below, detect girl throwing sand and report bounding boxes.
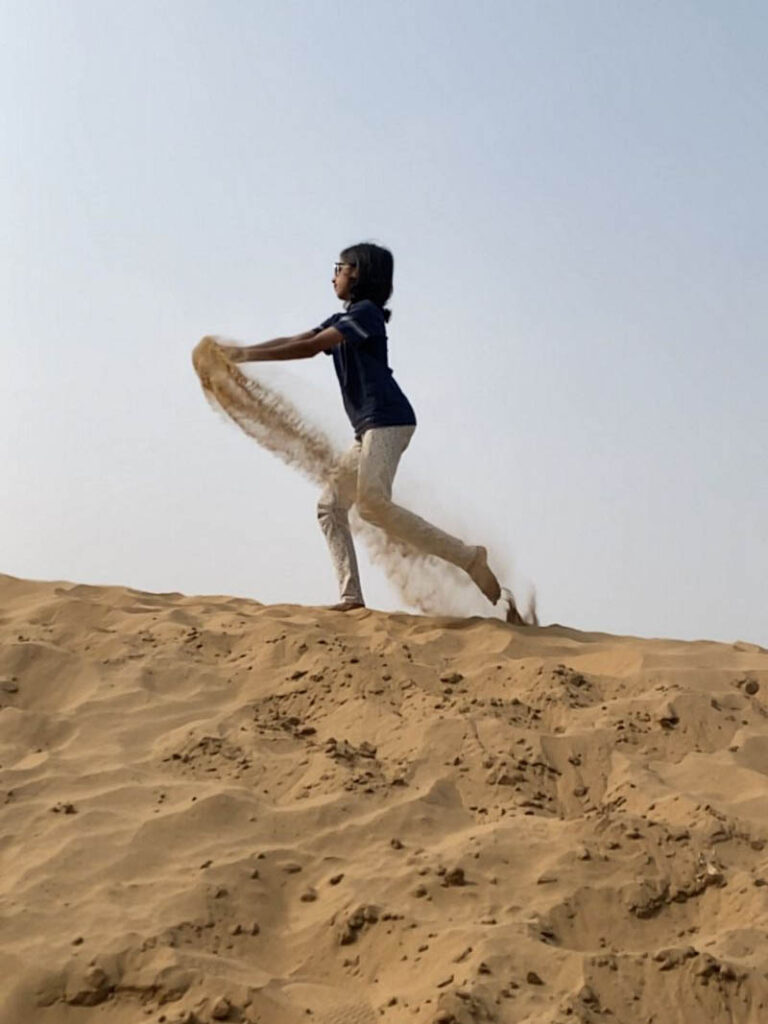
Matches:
[220,242,503,612]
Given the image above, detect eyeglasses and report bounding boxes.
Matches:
[333,262,353,276]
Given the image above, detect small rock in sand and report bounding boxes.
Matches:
[52,802,78,815]
[210,996,232,1020]
[443,867,466,887]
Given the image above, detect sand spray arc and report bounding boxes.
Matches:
[192,337,534,620]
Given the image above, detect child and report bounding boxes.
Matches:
[220,242,502,612]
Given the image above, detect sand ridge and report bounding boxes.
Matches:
[1,573,768,1023]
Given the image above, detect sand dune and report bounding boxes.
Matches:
[1,573,767,1023]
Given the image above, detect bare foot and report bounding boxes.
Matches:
[467,546,501,604]
[327,601,365,612]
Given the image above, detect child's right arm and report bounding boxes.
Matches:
[217,330,318,362]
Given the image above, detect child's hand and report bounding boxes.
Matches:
[218,342,246,362]
[198,335,245,362]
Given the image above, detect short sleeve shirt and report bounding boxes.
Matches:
[316,299,417,438]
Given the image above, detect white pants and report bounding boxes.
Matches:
[317,425,476,604]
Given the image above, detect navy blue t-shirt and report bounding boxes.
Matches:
[316,299,417,438]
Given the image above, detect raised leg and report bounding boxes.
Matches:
[356,427,501,603]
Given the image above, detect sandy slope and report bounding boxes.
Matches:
[1,573,767,1024]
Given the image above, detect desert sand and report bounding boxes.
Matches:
[1,572,767,1024]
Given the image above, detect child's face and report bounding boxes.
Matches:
[333,259,357,301]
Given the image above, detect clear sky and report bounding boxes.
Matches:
[2,0,766,645]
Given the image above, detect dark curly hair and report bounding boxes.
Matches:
[339,242,393,322]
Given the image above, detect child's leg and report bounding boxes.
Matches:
[356,426,501,602]
[317,441,364,605]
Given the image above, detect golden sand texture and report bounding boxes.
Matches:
[1,573,768,1023]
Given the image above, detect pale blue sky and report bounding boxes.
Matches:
[2,1,766,643]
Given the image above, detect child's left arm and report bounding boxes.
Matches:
[214,327,343,363]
